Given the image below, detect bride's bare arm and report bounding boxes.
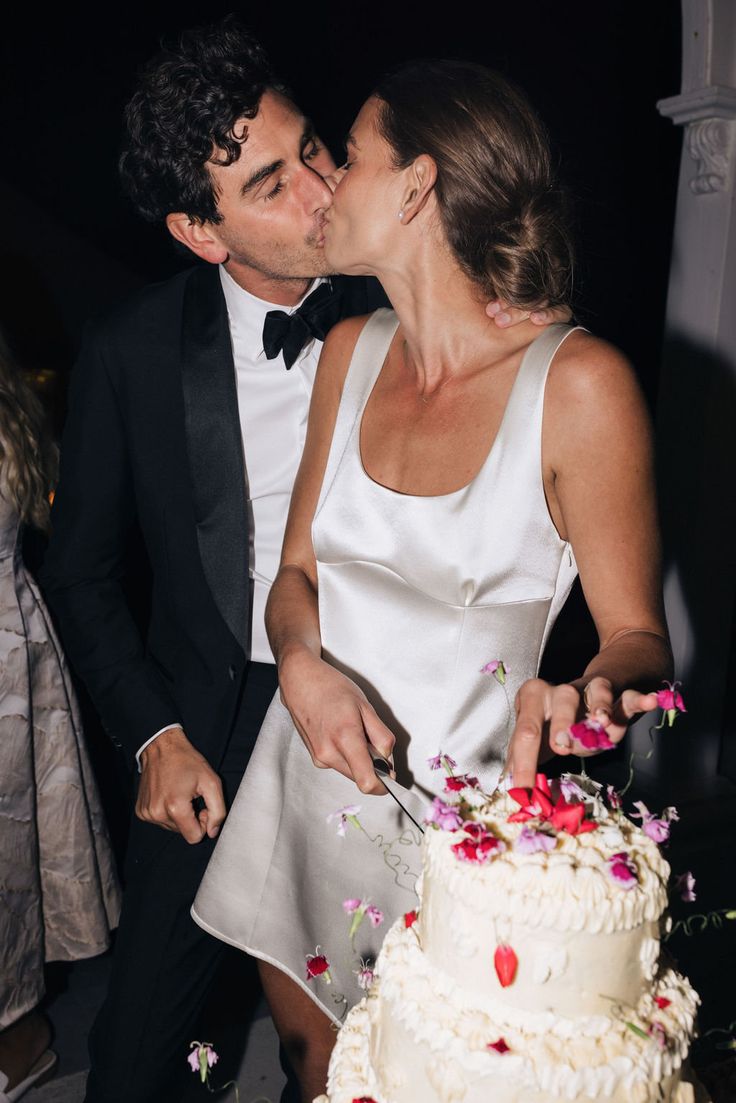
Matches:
[506,332,672,788]
[266,316,394,794]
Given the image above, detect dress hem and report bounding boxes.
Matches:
[190,906,342,1026]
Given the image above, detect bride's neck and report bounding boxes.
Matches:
[376,243,526,391]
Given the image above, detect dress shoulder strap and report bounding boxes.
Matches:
[316,309,399,513]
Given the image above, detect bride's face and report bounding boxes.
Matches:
[324,97,404,275]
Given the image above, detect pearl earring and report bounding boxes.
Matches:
[398,210,405,221]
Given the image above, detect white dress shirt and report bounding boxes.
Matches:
[136,265,325,765]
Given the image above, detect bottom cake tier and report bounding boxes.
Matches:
[316,921,704,1103]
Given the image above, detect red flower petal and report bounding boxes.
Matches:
[487,1038,510,1054]
[404,910,418,928]
[535,773,552,798]
[352,1097,378,1102]
[507,809,534,823]
[494,943,518,987]
[655,997,672,1009]
[508,787,532,808]
[531,786,554,818]
[305,954,330,979]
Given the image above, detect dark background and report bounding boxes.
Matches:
[0,0,682,410]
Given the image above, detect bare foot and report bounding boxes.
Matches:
[0,1010,52,1091]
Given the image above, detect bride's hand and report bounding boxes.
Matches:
[278,648,395,795]
[505,675,659,789]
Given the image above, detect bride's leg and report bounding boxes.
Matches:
[259,960,335,1102]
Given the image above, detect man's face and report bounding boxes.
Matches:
[205,91,337,293]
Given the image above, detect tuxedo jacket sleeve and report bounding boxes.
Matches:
[41,265,252,767]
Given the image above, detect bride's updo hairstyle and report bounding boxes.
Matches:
[373,60,573,308]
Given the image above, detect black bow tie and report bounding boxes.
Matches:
[262,282,343,370]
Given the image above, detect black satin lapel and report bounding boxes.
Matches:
[181,265,248,652]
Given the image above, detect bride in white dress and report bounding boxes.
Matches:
[193,60,671,1100]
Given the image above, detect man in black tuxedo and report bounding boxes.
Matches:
[42,18,556,1103]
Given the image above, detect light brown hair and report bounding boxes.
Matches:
[0,331,58,533]
[374,59,574,308]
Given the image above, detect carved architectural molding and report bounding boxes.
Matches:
[658,85,736,196]
[686,117,732,193]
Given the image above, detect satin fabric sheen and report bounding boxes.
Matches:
[193,312,579,1022]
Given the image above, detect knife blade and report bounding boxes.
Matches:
[372,756,427,834]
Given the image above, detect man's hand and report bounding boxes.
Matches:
[486,300,573,328]
[136,727,226,843]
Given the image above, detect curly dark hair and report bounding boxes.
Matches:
[120,16,289,224]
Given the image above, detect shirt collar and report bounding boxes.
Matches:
[218,264,327,332]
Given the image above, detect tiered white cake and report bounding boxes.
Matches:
[316,777,703,1103]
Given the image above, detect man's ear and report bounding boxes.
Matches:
[398,155,437,226]
[165,213,229,264]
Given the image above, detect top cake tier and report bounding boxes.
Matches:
[419,780,671,1020]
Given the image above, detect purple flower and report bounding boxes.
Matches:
[427,751,457,772]
[366,905,384,927]
[607,851,638,889]
[326,804,362,837]
[559,777,588,803]
[424,797,464,831]
[606,784,622,810]
[514,826,557,854]
[675,871,697,902]
[632,802,676,845]
[480,659,508,684]
[187,1042,219,1083]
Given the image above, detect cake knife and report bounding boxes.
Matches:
[372,755,426,835]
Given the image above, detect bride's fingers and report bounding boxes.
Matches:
[548,683,582,755]
[608,689,659,729]
[506,678,548,789]
[581,675,615,725]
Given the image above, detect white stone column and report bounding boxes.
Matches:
[636,0,736,790]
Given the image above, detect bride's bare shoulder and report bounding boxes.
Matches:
[546,328,648,423]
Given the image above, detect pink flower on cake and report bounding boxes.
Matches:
[655,996,672,1009]
[487,1038,510,1054]
[444,773,480,792]
[675,871,697,902]
[607,851,638,889]
[425,797,464,831]
[648,1021,668,1049]
[494,943,518,988]
[187,1042,219,1082]
[514,826,556,854]
[305,949,332,983]
[606,784,623,810]
[570,718,615,750]
[480,659,507,684]
[655,681,686,727]
[343,898,362,913]
[451,825,506,863]
[427,751,457,772]
[404,910,418,928]
[631,801,678,844]
[327,804,362,837]
[366,905,384,927]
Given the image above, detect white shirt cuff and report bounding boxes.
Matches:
[135,724,184,772]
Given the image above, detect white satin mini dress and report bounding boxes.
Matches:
[193,311,579,1022]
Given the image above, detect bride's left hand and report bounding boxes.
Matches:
[505,674,659,790]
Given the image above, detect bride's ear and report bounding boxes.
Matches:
[398,155,437,225]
